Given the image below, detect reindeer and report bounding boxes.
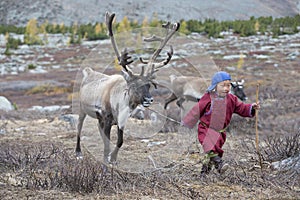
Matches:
[230,79,248,101]
[164,75,247,109]
[75,12,179,164]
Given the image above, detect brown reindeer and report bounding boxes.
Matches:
[164,75,247,109]
[75,12,179,164]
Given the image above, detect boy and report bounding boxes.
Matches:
[182,71,260,175]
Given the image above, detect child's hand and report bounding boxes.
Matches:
[252,101,260,110]
[180,121,185,127]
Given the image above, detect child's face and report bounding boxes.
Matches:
[216,80,231,97]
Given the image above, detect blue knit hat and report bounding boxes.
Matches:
[207,71,231,91]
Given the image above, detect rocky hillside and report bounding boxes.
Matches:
[0,0,299,26]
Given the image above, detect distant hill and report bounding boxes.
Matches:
[0,0,299,26]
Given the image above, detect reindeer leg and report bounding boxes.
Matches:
[75,113,86,159]
[164,93,177,109]
[97,114,112,164]
[109,126,123,164]
[104,122,112,163]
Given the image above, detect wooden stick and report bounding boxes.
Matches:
[255,83,263,170]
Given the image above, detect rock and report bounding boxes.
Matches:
[28,66,48,74]
[225,66,236,71]
[0,96,14,111]
[271,156,300,171]
[58,114,78,128]
[131,105,145,120]
[147,140,167,147]
[28,105,70,112]
[223,54,247,60]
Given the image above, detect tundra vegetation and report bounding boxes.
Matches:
[0,127,299,199]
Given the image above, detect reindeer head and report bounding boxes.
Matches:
[105,12,179,108]
[231,79,248,101]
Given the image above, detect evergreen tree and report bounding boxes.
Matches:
[54,23,61,33]
[130,19,140,29]
[5,32,21,55]
[204,19,221,38]
[69,22,81,44]
[241,21,256,36]
[186,19,204,33]
[149,13,160,27]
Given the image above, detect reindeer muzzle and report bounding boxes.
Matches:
[142,97,153,107]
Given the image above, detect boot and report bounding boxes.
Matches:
[200,151,217,176]
[211,156,229,174]
[200,160,213,177]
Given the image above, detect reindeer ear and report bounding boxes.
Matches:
[151,80,159,89]
[239,79,245,85]
[121,70,131,81]
[152,83,157,89]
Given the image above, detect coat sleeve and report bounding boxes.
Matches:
[182,93,210,128]
[181,103,200,129]
[232,95,254,117]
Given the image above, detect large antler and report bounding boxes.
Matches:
[141,22,180,77]
[106,11,179,79]
[105,12,133,74]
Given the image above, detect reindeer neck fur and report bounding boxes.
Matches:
[81,68,149,126]
[125,75,149,111]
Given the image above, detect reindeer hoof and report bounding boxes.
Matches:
[107,153,118,166]
[107,154,112,163]
[101,164,108,174]
[76,151,83,160]
[109,160,118,167]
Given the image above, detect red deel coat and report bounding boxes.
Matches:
[182,92,254,157]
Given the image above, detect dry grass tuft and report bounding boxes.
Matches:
[0,137,299,199]
[25,84,72,96]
